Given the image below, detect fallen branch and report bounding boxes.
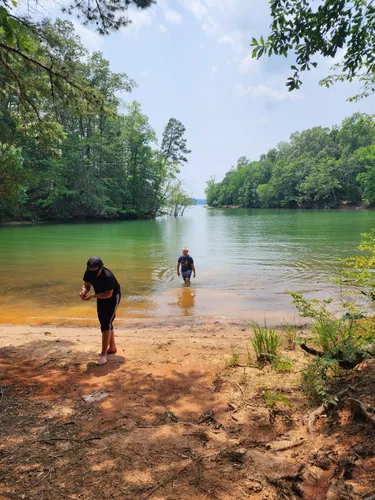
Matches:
[299,344,370,369]
[300,343,323,358]
[267,439,305,452]
[348,398,375,427]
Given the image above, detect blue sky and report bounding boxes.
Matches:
[52,0,375,198]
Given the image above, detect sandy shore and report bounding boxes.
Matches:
[0,318,373,499]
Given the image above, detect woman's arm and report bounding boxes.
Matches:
[83,289,113,300]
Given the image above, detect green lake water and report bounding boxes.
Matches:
[1,206,375,326]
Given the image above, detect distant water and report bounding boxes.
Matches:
[1,206,375,326]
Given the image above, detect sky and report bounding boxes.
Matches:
[48,0,375,198]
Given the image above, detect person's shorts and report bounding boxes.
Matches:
[182,270,192,280]
[97,293,121,332]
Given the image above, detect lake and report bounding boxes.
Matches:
[1,206,375,326]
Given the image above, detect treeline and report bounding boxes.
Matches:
[0,21,192,222]
[205,113,375,209]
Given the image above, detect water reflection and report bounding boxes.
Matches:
[176,286,196,316]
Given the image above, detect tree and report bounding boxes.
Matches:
[205,112,375,210]
[161,118,191,169]
[0,0,153,123]
[356,145,375,206]
[252,0,375,96]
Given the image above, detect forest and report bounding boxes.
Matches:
[0,20,192,222]
[205,113,375,209]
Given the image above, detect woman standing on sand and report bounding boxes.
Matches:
[79,256,121,366]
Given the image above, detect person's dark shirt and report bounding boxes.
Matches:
[83,267,120,295]
[178,255,194,273]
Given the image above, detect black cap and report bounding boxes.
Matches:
[87,256,104,268]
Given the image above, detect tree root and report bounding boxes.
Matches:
[307,405,327,433]
[307,383,364,432]
[299,343,369,369]
[348,398,375,426]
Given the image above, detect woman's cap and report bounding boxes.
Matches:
[87,256,104,268]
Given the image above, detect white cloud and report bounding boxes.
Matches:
[201,17,218,36]
[211,65,219,75]
[217,34,243,53]
[233,83,304,102]
[178,0,260,54]
[164,9,183,24]
[180,0,208,22]
[72,22,102,51]
[157,24,167,33]
[239,54,260,74]
[128,9,155,30]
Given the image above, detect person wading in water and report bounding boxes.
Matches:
[79,257,121,366]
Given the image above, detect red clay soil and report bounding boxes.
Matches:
[0,320,374,499]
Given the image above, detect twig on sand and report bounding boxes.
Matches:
[37,436,101,444]
[142,460,193,499]
[27,468,53,489]
[234,380,244,395]
[38,358,56,369]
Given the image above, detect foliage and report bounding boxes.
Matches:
[251,324,283,363]
[0,0,153,124]
[226,350,240,368]
[290,289,375,404]
[0,21,192,221]
[251,0,375,98]
[205,113,375,209]
[302,357,340,405]
[271,356,294,373]
[339,229,375,304]
[161,118,191,170]
[263,391,291,410]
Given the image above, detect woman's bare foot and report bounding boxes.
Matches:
[98,354,108,366]
[107,349,117,355]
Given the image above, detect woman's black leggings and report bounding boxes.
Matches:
[97,293,121,332]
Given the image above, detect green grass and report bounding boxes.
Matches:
[263,391,291,409]
[251,324,283,363]
[271,356,294,373]
[226,350,240,368]
[283,322,297,350]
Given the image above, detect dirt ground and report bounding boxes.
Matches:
[0,318,375,499]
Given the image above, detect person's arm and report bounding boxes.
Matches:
[177,260,180,276]
[79,282,91,299]
[83,289,113,300]
[83,274,114,300]
[192,263,196,278]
